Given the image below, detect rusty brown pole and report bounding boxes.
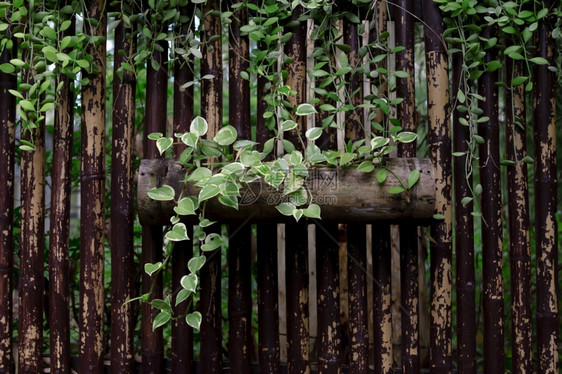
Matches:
[533,7,559,373]
[284,5,310,373]
[478,27,504,374]
[256,66,281,374]
[142,36,168,374]
[452,51,476,374]
[395,0,419,371]
[505,60,532,374]
[370,4,393,373]
[171,5,195,373]
[0,33,16,373]
[343,8,368,373]
[422,1,453,372]
[19,68,46,374]
[110,7,137,373]
[200,0,223,372]
[48,12,75,374]
[227,3,253,373]
[314,26,341,374]
[79,0,106,372]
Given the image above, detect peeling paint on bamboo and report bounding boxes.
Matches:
[141,39,168,374]
[533,14,559,374]
[200,1,223,372]
[478,27,504,374]
[110,13,136,374]
[171,5,195,373]
[452,49,476,374]
[49,13,75,373]
[79,1,107,372]
[343,11,368,373]
[422,2,453,372]
[0,37,16,373]
[505,59,532,374]
[395,0,419,371]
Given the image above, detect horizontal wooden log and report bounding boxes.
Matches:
[137,158,435,224]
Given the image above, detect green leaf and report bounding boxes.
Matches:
[181,273,198,293]
[305,127,322,141]
[156,137,173,155]
[188,167,212,181]
[150,298,171,312]
[152,311,171,331]
[395,131,417,143]
[521,156,534,164]
[486,60,502,72]
[186,311,202,330]
[165,223,189,242]
[357,161,374,173]
[376,169,387,184]
[147,185,175,201]
[144,262,162,276]
[433,214,445,220]
[8,89,23,99]
[461,196,473,205]
[292,208,303,222]
[276,202,295,216]
[174,198,196,216]
[295,103,317,116]
[371,136,390,149]
[407,169,420,189]
[198,185,220,202]
[394,70,409,78]
[303,204,321,219]
[214,125,237,146]
[20,99,35,112]
[201,233,223,252]
[388,187,405,194]
[457,89,466,103]
[282,120,297,131]
[511,76,527,86]
[339,152,354,166]
[218,195,238,210]
[175,289,192,306]
[529,57,548,65]
[474,184,483,196]
[188,255,206,273]
[190,116,208,137]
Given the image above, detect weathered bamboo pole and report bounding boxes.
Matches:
[533,8,559,373]
[283,6,310,373]
[141,37,168,373]
[452,50,476,374]
[200,1,223,372]
[314,23,341,374]
[478,27,504,374]
[79,1,106,371]
[395,0,419,371]
[422,2,453,372]
[171,5,195,373]
[49,11,75,374]
[505,59,532,374]
[19,70,46,374]
[369,5,393,372]
[256,52,281,374]
[110,8,136,373]
[343,7,368,373]
[227,4,253,372]
[0,33,16,373]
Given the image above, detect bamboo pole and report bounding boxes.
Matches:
[478,26,504,374]
[343,6,369,373]
[395,0,419,371]
[200,1,223,372]
[422,2,453,372]
[48,10,75,373]
[227,4,253,372]
[505,59,532,374]
[110,7,136,372]
[79,1,106,372]
[369,3,393,373]
[141,36,168,373]
[452,50,476,374]
[533,9,559,373]
[0,33,16,373]
[256,47,281,374]
[171,4,195,373]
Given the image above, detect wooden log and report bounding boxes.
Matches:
[137,158,435,224]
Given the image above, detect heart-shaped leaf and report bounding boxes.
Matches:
[303,204,321,219]
[147,185,175,201]
[357,161,374,173]
[201,233,223,252]
[165,223,189,242]
[295,103,317,116]
[152,311,171,331]
[144,262,162,276]
[305,127,322,141]
[186,311,202,330]
[407,169,420,189]
[276,202,295,216]
[174,198,196,216]
[190,116,208,137]
[175,289,192,306]
[156,137,173,155]
[181,273,198,293]
[199,185,220,202]
[188,255,206,273]
[214,125,238,146]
